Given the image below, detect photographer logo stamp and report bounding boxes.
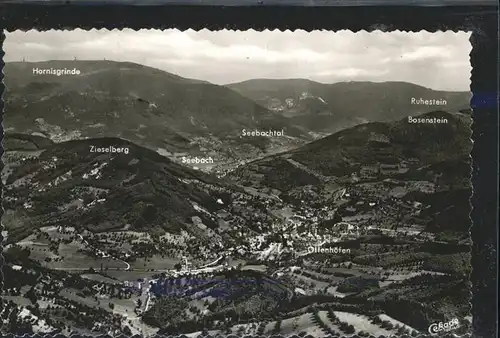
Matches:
[428,318,461,335]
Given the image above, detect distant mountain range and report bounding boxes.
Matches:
[3,59,473,181]
[4,61,308,163]
[228,79,471,133]
[5,61,471,152]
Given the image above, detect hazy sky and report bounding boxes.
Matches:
[4,29,471,91]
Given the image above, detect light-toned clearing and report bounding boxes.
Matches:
[102,270,159,282]
[326,286,350,298]
[81,273,120,284]
[185,330,220,338]
[334,311,392,336]
[293,273,330,289]
[129,255,182,270]
[2,295,32,307]
[280,312,324,336]
[241,264,267,272]
[264,321,276,334]
[379,271,424,287]
[18,307,55,333]
[379,314,417,332]
[41,242,126,270]
[230,322,260,335]
[318,310,342,333]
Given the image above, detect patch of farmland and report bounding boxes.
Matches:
[17,234,51,246]
[230,322,260,335]
[279,312,323,336]
[334,311,392,336]
[39,226,61,235]
[293,273,330,289]
[113,231,152,240]
[2,295,32,308]
[136,321,160,337]
[378,314,418,332]
[301,269,341,282]
[129,255,182,270]
[59,288,103,309]
[81,273,120,284]
[264,321,276,333]
[103,270,159,282]
[185,298,209,313]
[379,271,424,287]
[317,266,375,278]
[37,299,59,310]
[109,298,140,317]
[17,245,57,263]
[241,264,267,272]
[43,243,126,270]
[325,286,352,298]
[318,310,342,333]
[185,330,220,337]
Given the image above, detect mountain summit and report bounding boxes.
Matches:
[227,79,471,132]
[4,60,306,162]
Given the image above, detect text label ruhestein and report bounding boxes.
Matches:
[410,98,447,105]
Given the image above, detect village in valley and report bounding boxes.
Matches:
[2,139,470,337]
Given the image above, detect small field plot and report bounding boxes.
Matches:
[318,310,342,334]
[59,288,104,309]
[186,330,220,337]
[378,314,418,333]
[334,311,392,337]
[292,273,330,289]
[80,273,120,284]
[300,269,340,283]
[379,270,424,287]
[325,286,352,298]
[101,270,160,282]
[129,255,182,270]
[2,295,32,307]
[44,243,127,270]
[279,312,323,336]
[59,288,138,315]
[263,321,276,334]
[230,322,260,335]
[319,265,380,279]
[241,264,267,272]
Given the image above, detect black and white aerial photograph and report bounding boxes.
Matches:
[2,29,473,337]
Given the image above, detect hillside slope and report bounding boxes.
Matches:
[4,61,307,162]
[232,111,471,181]
[228,79,471,132]
[2,134,239,243]
[230,111,472,232]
